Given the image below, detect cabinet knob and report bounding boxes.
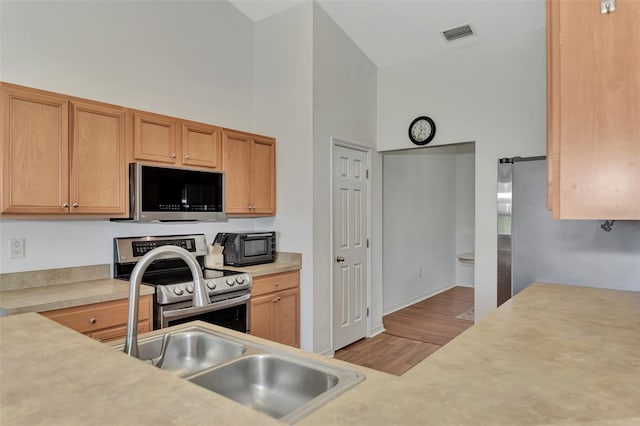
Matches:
[63,203,69,208]
[184,155,190,160]
[273,297,278,303]
[72,203,79,208]
[172,153,176,158]
[90,318,97,324]
[274,282,280,287]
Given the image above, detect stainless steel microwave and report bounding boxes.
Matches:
[214,232,276,266]
[117,163,226,222]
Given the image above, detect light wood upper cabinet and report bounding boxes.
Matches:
[132,110,179,165]
[547,0,640,219]
[222,129,276,216]
[1,84,127,216]
[1,86,69,214]
[252,136,277,215]
[1,82,276,218]
[70,101,127,215]
[131,111,222,170]
[182,120,222,169]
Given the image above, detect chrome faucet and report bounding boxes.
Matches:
[124,245,208,358]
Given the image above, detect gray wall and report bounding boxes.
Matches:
[313,3,378,354]
[253,3,315,350]
[512,160,640,293]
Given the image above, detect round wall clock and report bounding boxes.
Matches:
[408,116,436,146]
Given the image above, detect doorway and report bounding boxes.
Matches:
[381,143,475,317]
[331,139,371,351]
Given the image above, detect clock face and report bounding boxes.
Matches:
[409,116,436,145]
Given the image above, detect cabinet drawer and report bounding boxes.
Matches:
[42,295,151,334]
[251,270,299,297]
[89,320,150,343]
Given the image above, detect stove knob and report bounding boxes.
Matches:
[226,278,235,286]
[235,276,245,285]
[206,281,217,290]
[173,287,184,296]
[185,284,194,294]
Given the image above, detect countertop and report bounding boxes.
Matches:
[1,283,638,425]
[0,279,155,316]
[0,255,301,315]
[222,252,302,277]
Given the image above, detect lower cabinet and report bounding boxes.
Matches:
[40,295,152,343]
[250,270,300,348]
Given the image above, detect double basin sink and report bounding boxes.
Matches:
[112,325,364,424]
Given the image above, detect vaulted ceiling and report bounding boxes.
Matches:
[229,0,546,68]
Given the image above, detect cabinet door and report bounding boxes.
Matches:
[69,101,127,215]
[548,0,640,219]
[251,136,276,215]
[275,287,300,348]
[182,121,222,169]
[250,293,276,341]
[1,85,69,213]
[132,111,179,164]
[222,130,252,213]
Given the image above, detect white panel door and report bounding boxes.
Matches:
[333,144,368,350]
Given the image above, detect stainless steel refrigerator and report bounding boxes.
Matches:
[497,157,640,305]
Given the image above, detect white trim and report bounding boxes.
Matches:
[383,283,457,316]
[369,325,385,338]
[318,348,334,357]
[329,137,372,354]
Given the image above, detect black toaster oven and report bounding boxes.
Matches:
[214,232,276,266]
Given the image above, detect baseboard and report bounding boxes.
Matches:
[369,324,385,337]
[318,348,334,357]
[456,283,474,288]
[383,283,457,316]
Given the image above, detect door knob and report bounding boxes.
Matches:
[336,256,345,262]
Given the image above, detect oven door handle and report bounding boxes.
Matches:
[162,293,251,321]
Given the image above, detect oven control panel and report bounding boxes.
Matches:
[156,273,253,305]
[132,238,196,257]
[114,234,208,264]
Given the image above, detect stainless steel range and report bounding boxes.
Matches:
[114,234,252,332]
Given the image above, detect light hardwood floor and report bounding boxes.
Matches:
[334,286,474,376]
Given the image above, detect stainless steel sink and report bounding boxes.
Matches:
[111,325,364,424]
[112,329,246,377]
[187,354,353,423]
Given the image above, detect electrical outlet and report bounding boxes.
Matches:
[9,238,25,259]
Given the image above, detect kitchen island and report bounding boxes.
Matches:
[1,283,638,425]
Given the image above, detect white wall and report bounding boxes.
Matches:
[382,147,458,313]
[252,3,315,351]
[312,3,378,354]
[455,144,475,287]
[377,26,547,320]
[0,1,254,128]
[0,1,260,273]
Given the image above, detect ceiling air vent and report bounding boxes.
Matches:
[442,24,475,42]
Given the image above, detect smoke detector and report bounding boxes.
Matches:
[442,24,475,42]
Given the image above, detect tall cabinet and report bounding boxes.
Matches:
[222,129,276,216]
[547,0,640,219]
